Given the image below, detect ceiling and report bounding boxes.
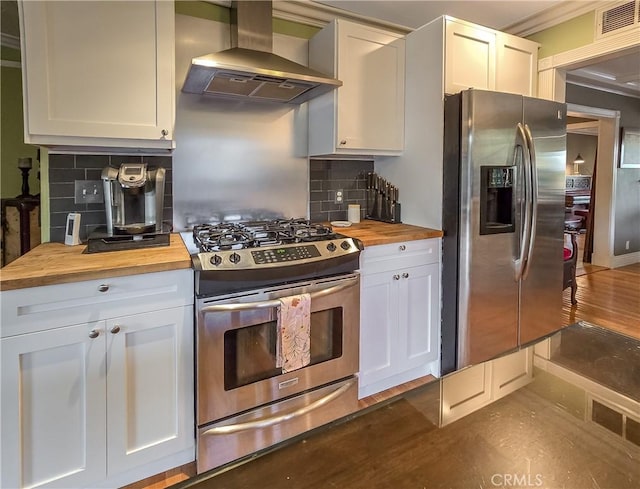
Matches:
[313,0,564,31]
[2,0,638,98]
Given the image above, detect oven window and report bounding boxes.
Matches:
[223,307,344,390]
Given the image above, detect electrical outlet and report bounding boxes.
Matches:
[335,189,343,204]
[625,240,630,250]
[74,180,104,204]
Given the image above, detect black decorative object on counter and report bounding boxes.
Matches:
[365,172,401,223]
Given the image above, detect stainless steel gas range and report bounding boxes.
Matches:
[180,219,363,473]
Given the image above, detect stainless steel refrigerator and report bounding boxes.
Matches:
[441,89,566,375]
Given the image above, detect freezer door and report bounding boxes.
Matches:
[457,90,524,368]
[520,97,566,345]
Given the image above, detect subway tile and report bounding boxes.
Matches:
[49,168,86,183]
[49,227,66,243]
[309,180,323,191]
[81,211,107,227]
[322,201,343,212]
[48,155,75,169]
[86,169,104,181]
[49,183,75,198]
[50,198,84,213]
[110,155,142,166]
[328,210,348,221]
[50,212,70,228]
[310,190,328,202]
[309,201,322,213]
[346,189,365,201]
[75,154,109,169]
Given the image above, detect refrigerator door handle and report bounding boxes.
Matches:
[514,123,532,281]
[522,124,538,280]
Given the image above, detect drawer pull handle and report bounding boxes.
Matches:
[98,284,109,293]
[89,330,100,339]
[111,326,121,334]
[399,245,406,251]
[393,274,400,280]
[402,272,409,278]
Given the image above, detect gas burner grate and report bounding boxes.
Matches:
[190,219,336,252]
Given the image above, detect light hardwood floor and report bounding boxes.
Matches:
[125,261,640,489]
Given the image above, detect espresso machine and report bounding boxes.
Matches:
[87,163,168,252]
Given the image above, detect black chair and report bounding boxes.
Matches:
[563,232,578,305]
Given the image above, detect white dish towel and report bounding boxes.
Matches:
[276,294,311,373]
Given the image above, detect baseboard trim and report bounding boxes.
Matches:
[611,251,640,268]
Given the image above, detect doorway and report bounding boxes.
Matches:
[566,104,620,269]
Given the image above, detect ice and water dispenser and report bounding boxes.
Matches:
[480,166,515,235]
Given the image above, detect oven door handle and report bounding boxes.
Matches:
[201,378,356,436]
[200,276,358,313]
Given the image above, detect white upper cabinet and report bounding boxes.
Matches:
[19,0,175,152]
[444,17,538,96]
[309,19,405,156]
[495,33,538,97]
[444,19,496,94]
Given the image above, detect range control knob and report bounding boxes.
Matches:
[229,252,241,264]
[340,240,351,250]
[209,254,222,266]
[326,242,337,252]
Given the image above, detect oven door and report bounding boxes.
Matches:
[197,273,359,425]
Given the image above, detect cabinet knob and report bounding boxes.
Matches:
[111,325,121,335]
[161,129,169,137]
[393,274,400,280]
[399,245,406,251]
[339,139,347,145]
[98,284,109,293]
[402,272,409,279]
[89,329,100,339]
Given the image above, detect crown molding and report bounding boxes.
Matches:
[504,1,601,37]
[272,1,411,34]
[1,32,20,50]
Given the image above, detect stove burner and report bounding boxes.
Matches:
[191,219,337,252]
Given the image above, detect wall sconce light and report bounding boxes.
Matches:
[573,153,585,174]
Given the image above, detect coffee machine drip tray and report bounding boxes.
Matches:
[86,230,170,253]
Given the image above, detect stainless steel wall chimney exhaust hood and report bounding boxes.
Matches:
[182,1,342,104]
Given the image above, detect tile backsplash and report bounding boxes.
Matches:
[48,154,172,243]
[309,159,374,223]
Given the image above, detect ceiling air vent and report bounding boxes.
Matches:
[596,0,639,38]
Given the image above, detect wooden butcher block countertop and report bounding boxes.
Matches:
[334,220,443,247]
[0,233,192,291]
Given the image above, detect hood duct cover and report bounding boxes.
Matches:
[182,1,342,104]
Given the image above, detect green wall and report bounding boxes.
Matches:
[527,12,596,59]
[1,46,39,199]
[174,0,319,39]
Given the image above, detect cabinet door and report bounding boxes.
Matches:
[398,263,440,372]
[1,323,106,489]
[496,33,538,96]
[20,0,174,146]
[444,20,496,94]
[359,271,399,388]
[106,307,194,475]
[336,22,405,152]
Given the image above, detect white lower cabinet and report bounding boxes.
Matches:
[441,347,533,425]
[1,270,194,489]
[359,239,441,398]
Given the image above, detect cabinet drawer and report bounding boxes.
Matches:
[361,239,440,273]
[1,269,193,337]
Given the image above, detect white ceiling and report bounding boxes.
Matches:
[566,49,640,98]
[313,0,564,31]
